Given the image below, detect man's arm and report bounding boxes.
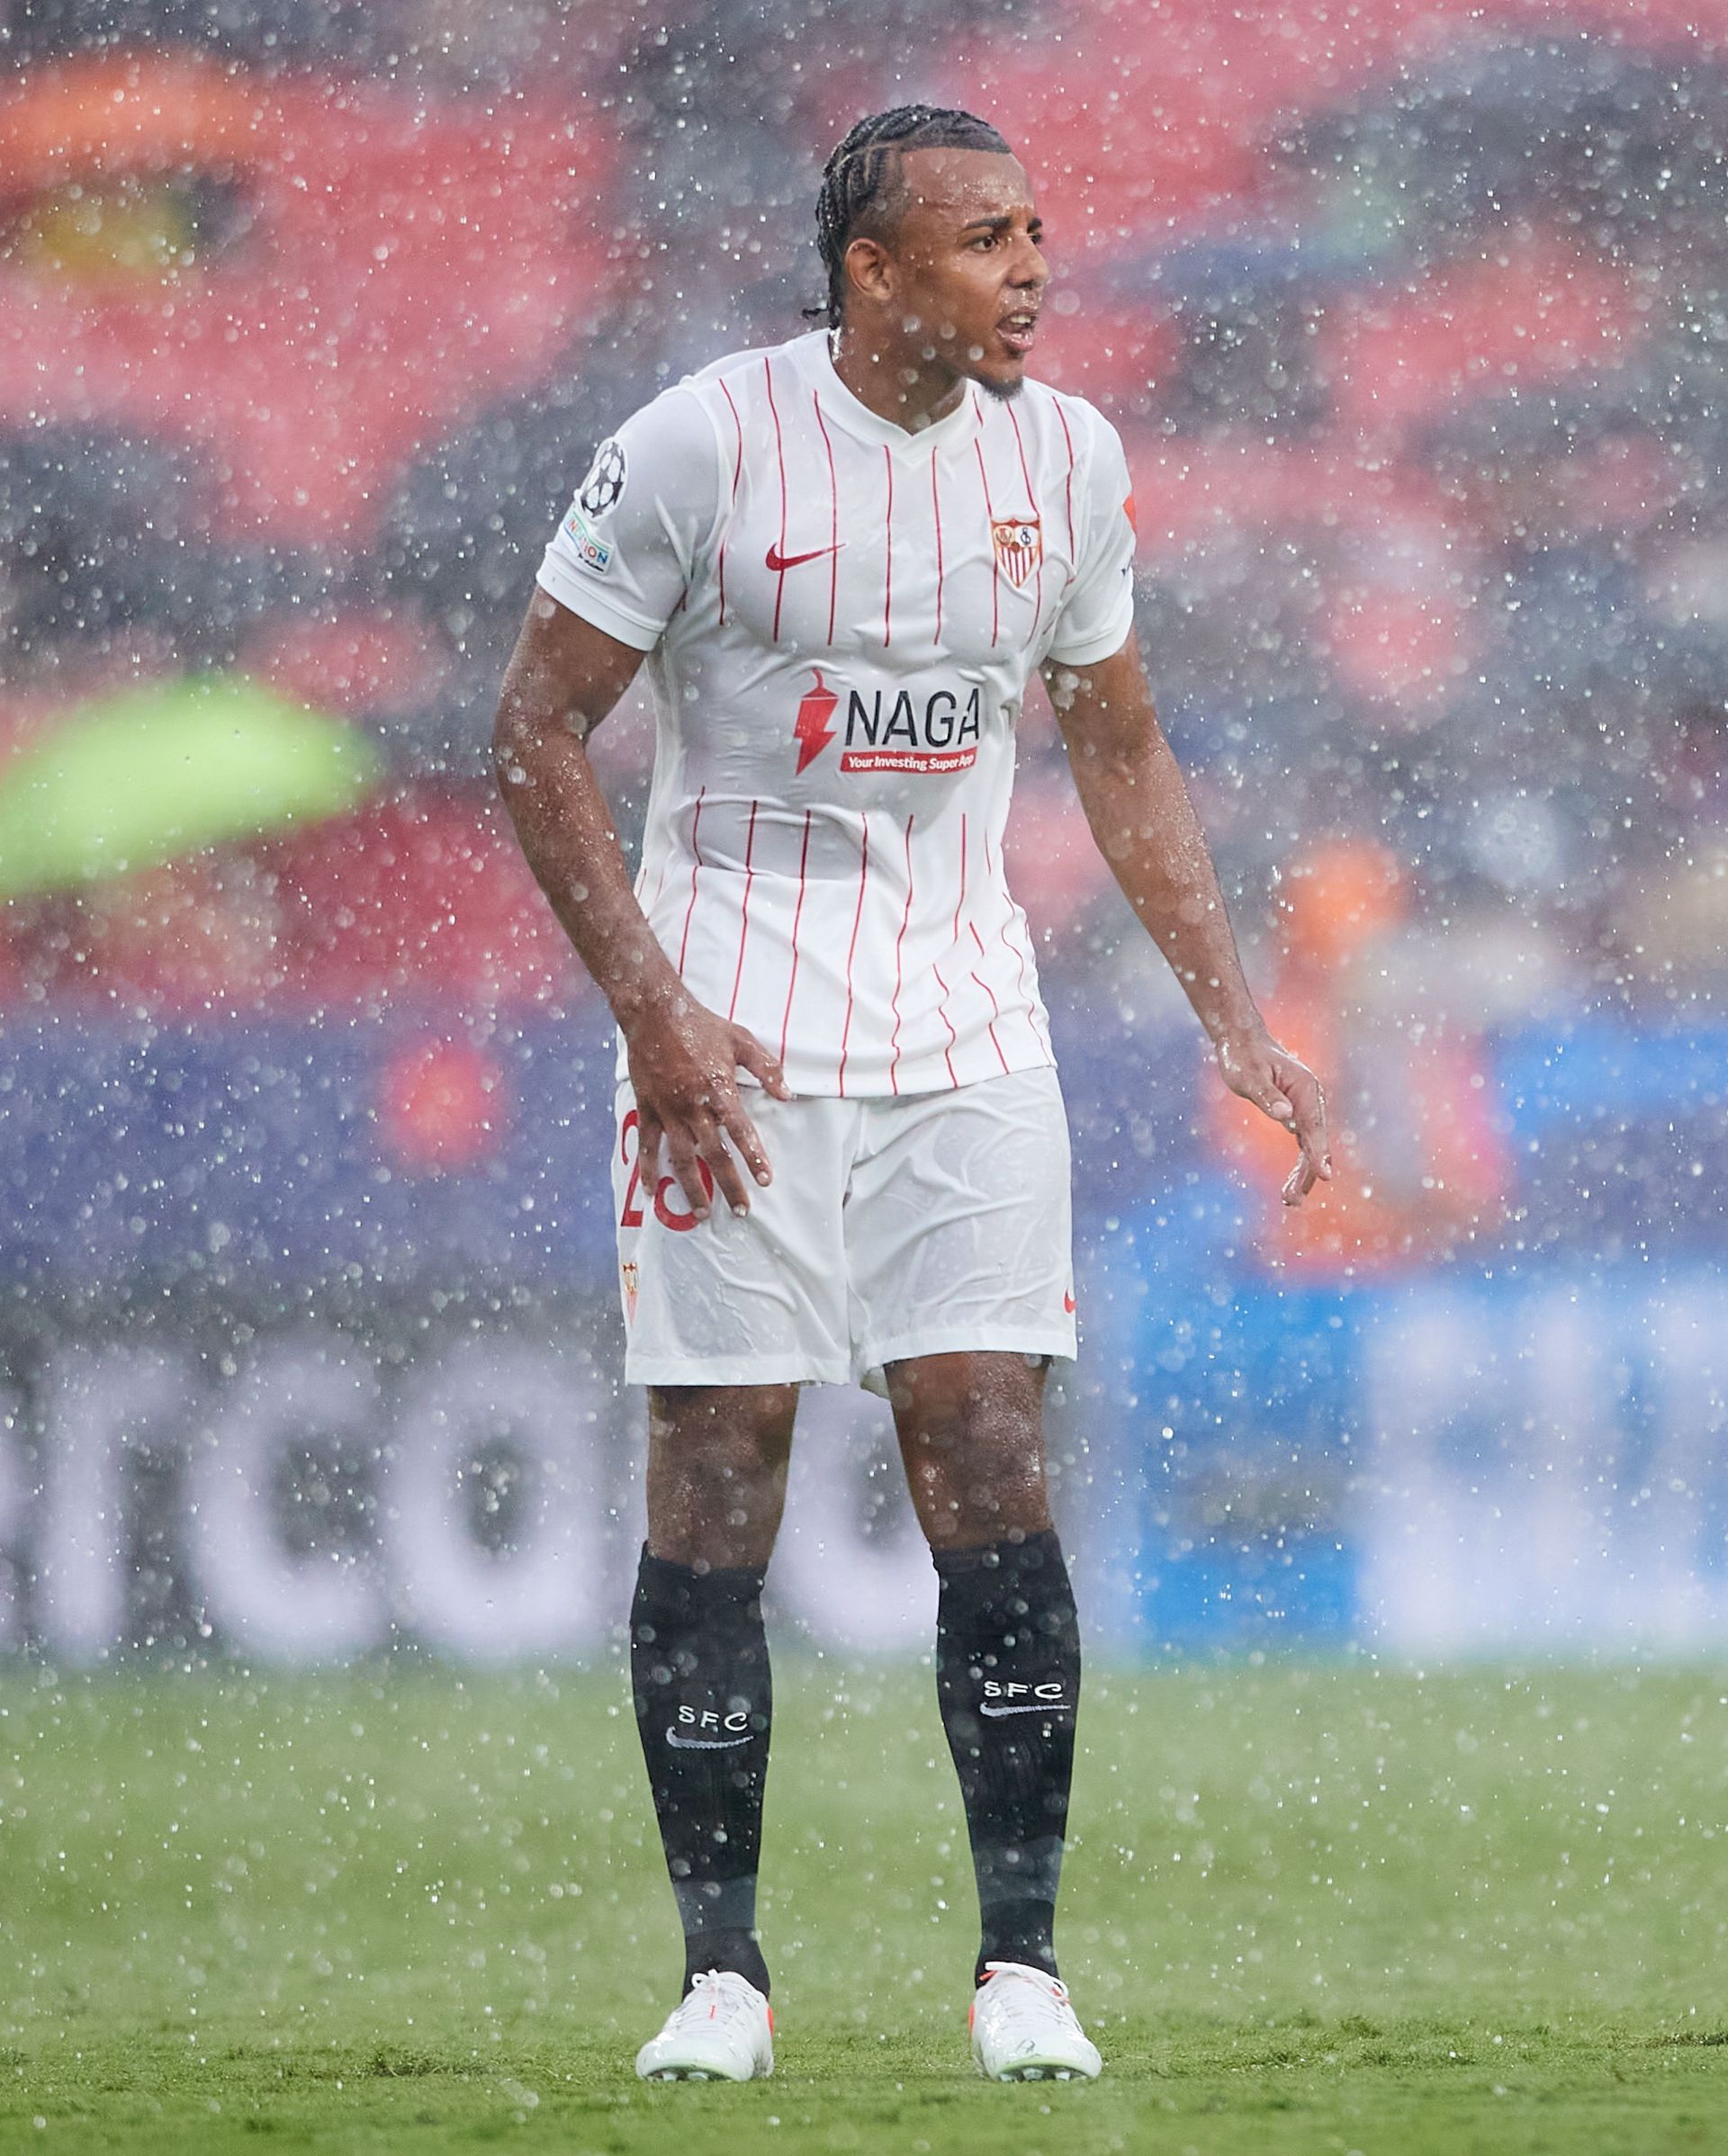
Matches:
[492,591,789,1221]
[1044,632,1330,1206]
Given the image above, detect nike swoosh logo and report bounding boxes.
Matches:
[979,1700,1071,1719]
[766,542,844,572]
[665,1729,753,1750]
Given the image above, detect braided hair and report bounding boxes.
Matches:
[810,105,1013,329]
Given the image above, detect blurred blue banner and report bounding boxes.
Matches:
[1101,1258,1728,1657]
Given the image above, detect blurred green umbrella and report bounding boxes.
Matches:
[0,673,381,900]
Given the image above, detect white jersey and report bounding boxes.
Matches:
[536,328,1136,1097]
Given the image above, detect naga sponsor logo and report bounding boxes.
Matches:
[789,669,989,775]
[842,684,985,772]
[561,503,613,576]
[792,670,991,776]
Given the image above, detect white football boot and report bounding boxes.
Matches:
[969,1961,1102,2082]
[634,1968,774,2082]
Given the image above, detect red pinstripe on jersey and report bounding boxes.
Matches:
[887,813,915,1093]
[969,921,1011,1074]
[765,357,789,642]
[1004,400,1045,631]
[882,445,895,648]
[930,448,946,646]
[717,379,745,624]
[778,806,814,1067]
[986,825,1049,1055]
[836,819,871,1097]
[676,788,707,973]
[1053,397,1077,583]
[931,813,968,1074]
[726,797,760,1022]
[973,440,1001,648]
[930,961,960,1086]
[814,394,840,645]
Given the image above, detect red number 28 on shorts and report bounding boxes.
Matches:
[618,1107,715,1233]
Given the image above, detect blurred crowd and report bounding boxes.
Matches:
[1,0,1724,1064]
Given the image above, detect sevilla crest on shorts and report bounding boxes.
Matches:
[991,515,1043,588]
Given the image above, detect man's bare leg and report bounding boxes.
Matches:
[633,1385,796,1999]
[888,1352,1079,1984]
[645,1383,797,1568]
[888,1351,1052,1550]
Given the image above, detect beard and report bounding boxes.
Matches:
[973,369,1027,403]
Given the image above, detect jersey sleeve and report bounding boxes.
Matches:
[1043,403,1138,669]
[536,386,721,651]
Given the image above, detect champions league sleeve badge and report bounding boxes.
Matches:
[579,437,628,518]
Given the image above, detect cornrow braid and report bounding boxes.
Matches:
[808,104,1012,329]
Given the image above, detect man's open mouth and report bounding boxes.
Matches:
[998,310,1039,355]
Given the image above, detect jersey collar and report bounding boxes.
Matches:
[801,329,982,455]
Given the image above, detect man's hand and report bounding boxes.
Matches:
[625,992,793,1223]
[1215,1029,1331,1208]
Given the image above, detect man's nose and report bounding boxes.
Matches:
[1010,240,1048,290]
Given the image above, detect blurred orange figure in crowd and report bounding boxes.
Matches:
[1210,837,1508,1274]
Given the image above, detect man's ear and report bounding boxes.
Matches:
[843,233,895,310]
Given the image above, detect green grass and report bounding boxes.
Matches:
[1,1659,1725,2152]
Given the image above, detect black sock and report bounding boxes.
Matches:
[630,1547,773,1998]
[933,1528,1080,1985]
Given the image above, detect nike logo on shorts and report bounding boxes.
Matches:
[765,541,844,572]
[979,1699,1071,1719]
[666,1729,754,1750]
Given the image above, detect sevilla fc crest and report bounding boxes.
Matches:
[992,515,1043,587]
[621,1259,640,1325]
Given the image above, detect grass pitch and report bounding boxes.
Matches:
[1,1657,1724,2153]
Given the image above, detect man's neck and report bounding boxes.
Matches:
[829,321,969,434]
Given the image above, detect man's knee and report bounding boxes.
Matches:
[887,1351,1045,1431]
[645,1387,797,1568]
[888,1352,1051,1547]
[650,1387,796,1479]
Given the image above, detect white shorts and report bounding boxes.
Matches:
[610,1066,1076,1388]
